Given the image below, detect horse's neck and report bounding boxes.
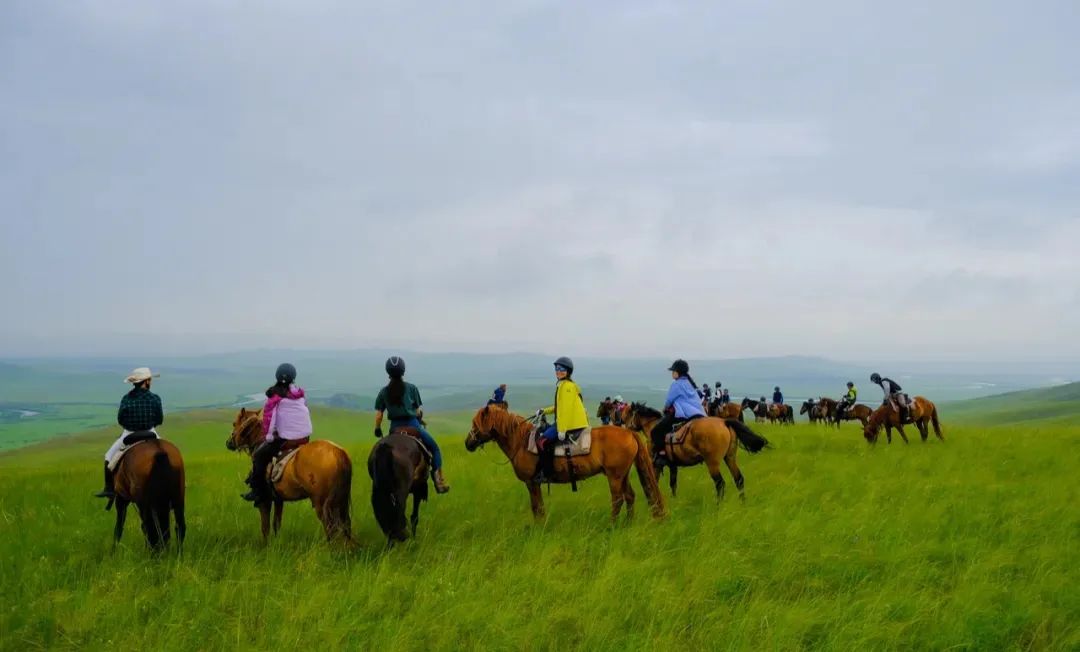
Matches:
[495,414,530,460]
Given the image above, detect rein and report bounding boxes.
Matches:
[234,415,263,453]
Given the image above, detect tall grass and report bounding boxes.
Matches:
[0,409,1077,650]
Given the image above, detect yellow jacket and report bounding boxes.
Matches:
[543,379,590,432]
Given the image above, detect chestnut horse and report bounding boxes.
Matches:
[369,430,429,545]
[464,405,665,522]
[227,408,353,542]
[707,401,744,422]
[834,403,872,427]
[768,404,795,425]
[863,397,943,444]
[623,403,769,498]
[109,438,185,551]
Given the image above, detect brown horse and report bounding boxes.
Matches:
[800,400,821,423]
[596,400,614,424]
[369,430,429,545]
[109,438,186,551]
[623,403,769,498]
[707,400,744,422]
[863,397,943,444]
[226,408,353,542]
[768,404,795,425]
[816,398,838,426]
[464,405,665,522]
[835,403,872,427]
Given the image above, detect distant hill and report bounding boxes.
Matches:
[945,382,1080,426]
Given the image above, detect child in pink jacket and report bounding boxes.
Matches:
[241,363,313,506]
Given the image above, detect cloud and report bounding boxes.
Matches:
[1,1,1078,360]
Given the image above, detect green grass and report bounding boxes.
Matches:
[0,407,1077,650]
[942,381,1080,427]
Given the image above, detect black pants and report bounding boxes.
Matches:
[651,414,677,454]
[250,438,285,496]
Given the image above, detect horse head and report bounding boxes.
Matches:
[226,407,263,452]
[465,405,507,452]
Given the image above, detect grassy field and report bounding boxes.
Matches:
[0,406,1077,651]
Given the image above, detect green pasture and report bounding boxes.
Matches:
[0,406,1077,650]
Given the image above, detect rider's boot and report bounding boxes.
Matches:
[433,469,450,494]
[93,461,115,499]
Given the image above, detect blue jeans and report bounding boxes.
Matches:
[540,424,558,441]
[391,418,443,470]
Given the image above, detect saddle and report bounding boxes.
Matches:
[527,428,592,456]
[664,420,692,445]
[268,437,309,483]
[389,426,434,466]
[108,431,158,471]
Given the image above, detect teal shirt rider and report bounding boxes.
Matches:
[374,383,423,420]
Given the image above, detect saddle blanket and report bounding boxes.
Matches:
[108,435,156,471]
[527,428,592,456]
[664,420,696,445]
[269,447,302,483]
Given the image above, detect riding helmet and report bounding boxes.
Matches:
[774,386,780,391]
[847,381,854,387]
[553,356,574,373]
[668,359,690,375]
[715,382,721,387]
[385,356,406,377]
[870,372,881,383]
[275,363,297,384]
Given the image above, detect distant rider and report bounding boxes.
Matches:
[95,367,164,499]
[772,386,784,405]
[374,357,450,493]
[837,381,857,419]
[487,383,507,405]
[241,363,313,506]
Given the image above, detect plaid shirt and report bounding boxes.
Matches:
[117,387,164,431]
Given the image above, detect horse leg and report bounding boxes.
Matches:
[669,464,679,497]
[885,425,892,444]
[725,453,746,500]
[113,498,129,547]
[897,424,909,444]
[706,455,726,502]
[622,474,636,521]
[918,419,929,442]
[410,490,421,537]
[174,499,186,549]
[607,472,626,524]
[527,482,545,520]
[259,504,272,542]
[273,499,284,534]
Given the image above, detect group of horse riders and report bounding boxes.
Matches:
[803,374,910,422]
[93,358,916,503]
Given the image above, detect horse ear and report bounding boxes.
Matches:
[240,407,246,416]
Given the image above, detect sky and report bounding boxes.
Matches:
[2,1,1078,361]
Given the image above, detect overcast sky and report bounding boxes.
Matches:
[2,1,1078,361]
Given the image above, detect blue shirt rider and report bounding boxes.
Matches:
[772,387,783,405]
[488,384,507,405]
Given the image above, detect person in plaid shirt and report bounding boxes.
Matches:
[94,367,164,499]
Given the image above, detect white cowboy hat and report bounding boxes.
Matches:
[124,367,160,384]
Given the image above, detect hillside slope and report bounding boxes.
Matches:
[945,382,1080,426]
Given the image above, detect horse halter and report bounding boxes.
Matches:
[230,414,262,451]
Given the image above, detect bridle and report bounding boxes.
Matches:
[229,413,263,452]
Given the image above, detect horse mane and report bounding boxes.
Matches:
[632,402,663,420]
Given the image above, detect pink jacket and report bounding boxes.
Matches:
[262,385,313,441]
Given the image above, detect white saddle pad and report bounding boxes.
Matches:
[108,438,153,471]
[527,428,592,456]
[269,447,302,483]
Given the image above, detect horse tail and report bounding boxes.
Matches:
[632,432,666,518]
[324,450,353,541]
[726,419,769,453]
[371,442,406,541]
[931,404,943,440]
[146,449,174,550]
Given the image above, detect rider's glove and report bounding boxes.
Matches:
[374,426,383,438]
[557,431,567,442]
[534,409,544,419]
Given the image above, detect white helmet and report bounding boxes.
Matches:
[614,395,624,403]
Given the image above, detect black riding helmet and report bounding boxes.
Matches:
[553,356,574,374]
[847,381,854,387]
[275,363,297,384]
[870,372,881,383]
[668,359,689,376]
[385,356,406,378]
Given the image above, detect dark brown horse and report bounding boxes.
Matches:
[369,429,429,545]
[741,398,768,423]
[109,438,186,552]
[464,405,665,522]
[863,397,943,444]
[768,403,795,425]
[623,403,769,498]
[816,398,838,426]
[227,408,353,542]
[800,400,822,423]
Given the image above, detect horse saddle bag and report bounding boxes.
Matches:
[268,437,309,483]
[527,428,592,456]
